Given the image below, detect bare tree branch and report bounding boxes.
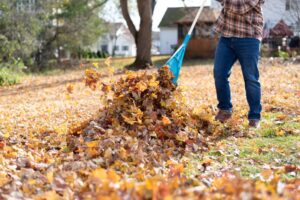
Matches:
[120,0,137,39]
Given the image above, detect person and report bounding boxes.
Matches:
[213,0,264,128]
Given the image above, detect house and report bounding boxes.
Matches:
[158,6,220,58]
[159,7,187,55]
[159,0,300,56]
[176,7,220,58]
[263,0,300,36]
[90,23,136,57]
[91,22,161,57]
[159,0,221,55]
[152,31,160,55]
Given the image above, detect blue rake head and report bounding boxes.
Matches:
[165,35,191,85]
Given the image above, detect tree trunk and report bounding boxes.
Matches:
[120,0,154,70]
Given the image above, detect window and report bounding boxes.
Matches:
[101,45,108,53]
[286,0,291,10]
[114,46,119,51]
[286,0,299,11]
[16,0,36,12]
[122,46,129,51]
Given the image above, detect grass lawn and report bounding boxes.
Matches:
[187,135,300,178]
[0,57,299,198]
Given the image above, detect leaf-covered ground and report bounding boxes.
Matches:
[0,60,299,199]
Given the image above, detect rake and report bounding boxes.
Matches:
[165,0,208,85]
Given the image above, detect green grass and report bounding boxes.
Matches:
[184,111,299,179]
[258,112,300,138]
[186,135,300,179]
[233,136,299,176]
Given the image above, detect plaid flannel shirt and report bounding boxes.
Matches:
[215,0,264,40]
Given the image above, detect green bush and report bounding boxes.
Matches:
[0,59,25,86]
[273,50,290,60]
[278,50,289,60]
[78,49,108,59]
[0,67,21,86]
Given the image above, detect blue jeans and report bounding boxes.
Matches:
[214,37,262,120]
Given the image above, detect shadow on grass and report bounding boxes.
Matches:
[0,57,214,96]
[0,77,83,97]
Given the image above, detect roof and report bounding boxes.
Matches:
[176,7,219,24]
[105,22,123,33]
[270,20,293,37]
[159,7,219,28]
[159,7,192,27]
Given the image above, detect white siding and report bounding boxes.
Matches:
[263,0,300,35]
[160,27,178,54]
[90,24,136,57]
[210,0,222,10]
[114,36,136,57]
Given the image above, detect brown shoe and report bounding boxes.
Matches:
[249,119,260,128]
[215,110,232,123]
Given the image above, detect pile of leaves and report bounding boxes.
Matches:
[1,63,299,199]
[67,67,214,169]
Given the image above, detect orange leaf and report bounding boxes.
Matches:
[86,140,98,148]
[162,116,171,126]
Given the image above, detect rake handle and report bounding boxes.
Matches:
[188,0,208,35]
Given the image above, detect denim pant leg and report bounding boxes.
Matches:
[214,37,237,111]
[234,38,262,120]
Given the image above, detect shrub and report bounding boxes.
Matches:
[0,59,25,86]
[79,49,108,59]
[0,67,21,86]
[273,50,290,60]
[278,50,289,60]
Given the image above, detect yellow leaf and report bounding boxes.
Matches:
[104,56,112,67]
[121,114,136,125]
[163,195,173,200]
[276,130,285,136]
[3,132,9,139]
[4,150,17,158]
[108,67,115,76]
[160,101,166,107]
[136,81,147,92]
[34,191,61,200]
[149,79,159,88]
[151,93,157,98]
[54,123,68,135]
[122,181,134,190]
[92,168,107,180]
[47,170,54,184]
[28,179,36,185]
[92,62,99,68]
[145,179,154,190]
[107,170,120,182]
[0,172,9,187]
[166,160,175,166]
[86,140,98,148]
